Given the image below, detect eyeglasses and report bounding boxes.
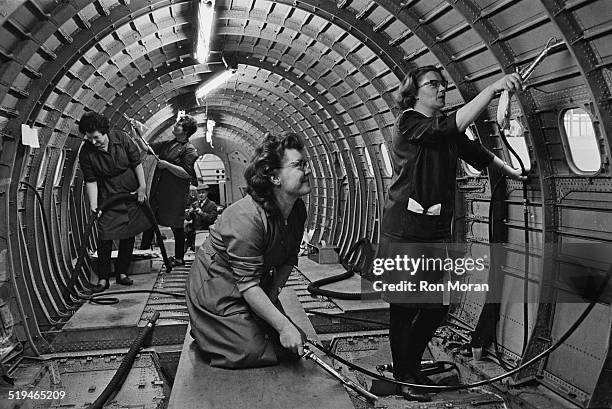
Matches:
[280,159,310,171]
[419,80,448,90]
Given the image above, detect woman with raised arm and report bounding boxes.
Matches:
[137,115,199,266]
[380,66,525,402]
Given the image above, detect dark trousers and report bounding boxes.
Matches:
[140,226,185,260]
[97,237,136,280]
[389,303,449,381]
[185,228,196,250]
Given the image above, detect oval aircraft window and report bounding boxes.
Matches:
[380,143,392,176]
[562,108,601,173]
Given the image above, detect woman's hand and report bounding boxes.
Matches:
[502,163,528,181]
[490,73,523,94]
[132,186,147,203]
[90,206,101,217]
[279,323,304,356]
[156,159,169,169]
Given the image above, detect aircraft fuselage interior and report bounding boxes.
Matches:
[1,1,612,408]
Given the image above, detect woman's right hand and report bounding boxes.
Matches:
[279,323,304,356]
[157,159,171,169]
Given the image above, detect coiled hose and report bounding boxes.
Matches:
[87,311,160,409]
[306,238,374,300]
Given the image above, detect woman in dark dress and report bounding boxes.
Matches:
[380,66,525,401]
[78,112,152,293]
[186,132,310,369]
[138,115,199,266]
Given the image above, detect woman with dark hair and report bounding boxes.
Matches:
[380,66,525,401]
[137,115,199,266]
[78,112,152,292]
[186,132,310,368]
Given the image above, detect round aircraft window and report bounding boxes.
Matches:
[561,108,601,173]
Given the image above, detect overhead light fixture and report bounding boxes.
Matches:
[194,0,216,64]
[176,109,185,121]
[195,70,234,100]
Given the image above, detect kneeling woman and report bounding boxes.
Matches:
[186,132,310,368]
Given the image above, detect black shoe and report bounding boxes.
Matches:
[116,274,133,286]
[171,257,185,267]
[92,280,109,293]
[396,385,431,402]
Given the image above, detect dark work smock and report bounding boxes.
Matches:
[380,110,494,303]
[79,130,152,240]
[149,140,198,228]
[381,109,494,240]
[186,195,307,368]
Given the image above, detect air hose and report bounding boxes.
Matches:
[305,238,374,300]
[306,262,611,391]
[498,127,531,356]
[87,311,160,409]
[66,193,174,304]
[493,37,564,356]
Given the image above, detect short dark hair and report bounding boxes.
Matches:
[78,112,110,134]
[244,132,304,216]
[177,115,198,137]
[396,65,444,110]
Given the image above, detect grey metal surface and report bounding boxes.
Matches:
[167,289,353,409]
[2,352,170,409]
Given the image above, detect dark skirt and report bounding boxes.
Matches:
[149,169,189,228]
[98,200,152,240]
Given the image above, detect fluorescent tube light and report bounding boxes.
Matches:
[194,0,215,64]
[195,70,234,100]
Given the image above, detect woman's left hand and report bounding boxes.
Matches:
[132,186,147,203]
[504,164,528,181]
